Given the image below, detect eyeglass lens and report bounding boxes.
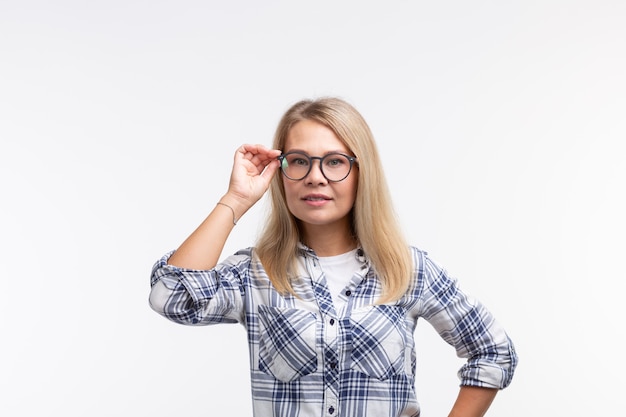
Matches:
[281,152,354,181]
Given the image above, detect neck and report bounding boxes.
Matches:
[300,221,357,257]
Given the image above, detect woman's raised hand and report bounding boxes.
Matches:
[225,144,281,208]
[167,144,280,269]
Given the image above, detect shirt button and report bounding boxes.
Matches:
[329,406,335,414]
[329,318,335,326]
[345,290,352,296]
[330,362,337,369]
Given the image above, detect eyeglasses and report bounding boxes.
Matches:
[278,151,358,182]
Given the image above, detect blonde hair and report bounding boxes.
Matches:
[255,97,412,304]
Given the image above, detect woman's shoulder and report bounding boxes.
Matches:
[406,245,449,278]
[408,245,427,255]
[219,246,257,266]
[226,246,270,272]
[407,245,429,264]
[233,246,255,257]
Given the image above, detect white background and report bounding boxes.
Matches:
[1,1,624,415]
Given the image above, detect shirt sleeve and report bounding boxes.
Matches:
[148,249,249,326]
[418,254,518,389]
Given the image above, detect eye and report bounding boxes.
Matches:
[324,154,348,167]
[287,154,310,166]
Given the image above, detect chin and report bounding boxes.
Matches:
[297,213,351,228]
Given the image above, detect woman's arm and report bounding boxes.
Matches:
[167,144,280,270]
[448,386,498,417]
[416,252,518,414]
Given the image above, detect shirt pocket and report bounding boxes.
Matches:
[349,305,406,381]
[258,305,318,382]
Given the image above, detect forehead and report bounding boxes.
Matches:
[285,120,349,153]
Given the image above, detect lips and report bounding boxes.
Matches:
[302,194,331,201]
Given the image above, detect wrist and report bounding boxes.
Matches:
[218,193,251,223]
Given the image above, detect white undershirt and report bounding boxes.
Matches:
[318,249,360,308]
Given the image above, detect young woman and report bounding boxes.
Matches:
[149,97,518,417]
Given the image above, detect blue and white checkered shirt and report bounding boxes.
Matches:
[149,245,517,417]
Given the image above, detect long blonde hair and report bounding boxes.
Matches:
[255,97,412,304]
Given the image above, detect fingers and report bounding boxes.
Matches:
[236,144,281,168]
[228,145,281,200]
[260,158,281,180]
[238,144,281,158]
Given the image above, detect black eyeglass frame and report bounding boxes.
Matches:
[278,151,358,182]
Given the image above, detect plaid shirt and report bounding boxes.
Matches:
[149,245,517,417]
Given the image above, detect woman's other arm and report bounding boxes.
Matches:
[448,386,498,417]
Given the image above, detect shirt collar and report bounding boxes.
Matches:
[297,242,369,267]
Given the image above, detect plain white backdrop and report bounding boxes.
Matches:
[1,0,624,415]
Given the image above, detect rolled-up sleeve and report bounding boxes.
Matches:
[419,255,518,389]
[148,250,248,326]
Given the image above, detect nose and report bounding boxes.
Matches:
[305,158,327,184]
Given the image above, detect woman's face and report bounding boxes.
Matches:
[282,119,358,231]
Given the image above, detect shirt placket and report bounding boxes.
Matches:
[324,313,339,415]
[305,254,340,416]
